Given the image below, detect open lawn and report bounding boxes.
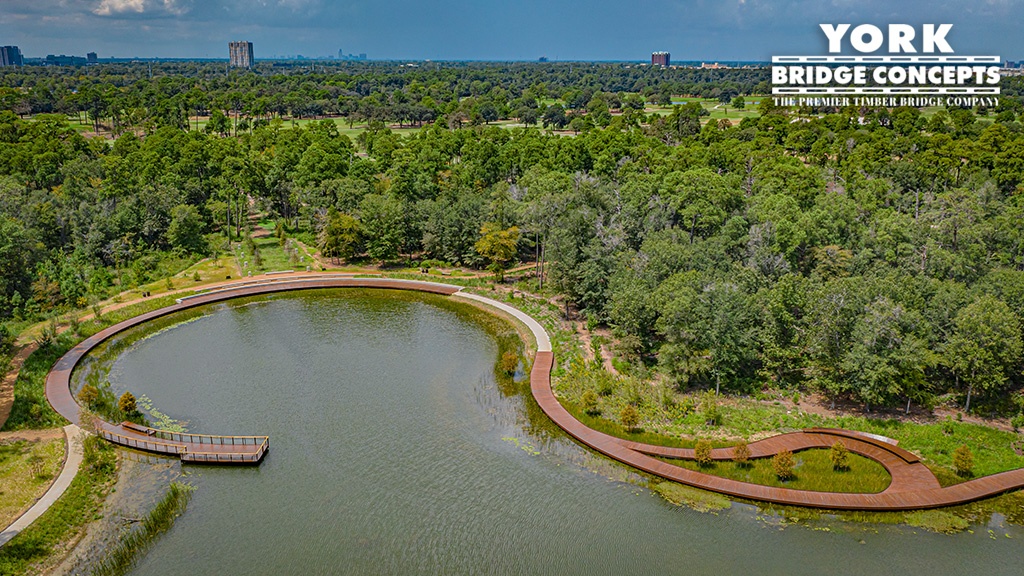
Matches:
[0,437,65,528]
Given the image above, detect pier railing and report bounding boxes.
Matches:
[112,422,270,464]
[100,429,187,456]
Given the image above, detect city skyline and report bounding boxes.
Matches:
[1,0,1021,62]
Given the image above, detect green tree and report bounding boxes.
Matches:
[166,204,207,255]
[474,222,520,281]
[118,391,137,416]
[944,296,1023,412]
[581,389,600,415]
[655,274,757,394]
[732,440,751,466]
[620,404,640,431]
[359,194,406,264]
[317,208,361,263]
[953,445,974,477]
[772,449,796,480]
[842,297,933,412]
[694,439,713,467]
[77,385,99,408]
[829,441,850,471]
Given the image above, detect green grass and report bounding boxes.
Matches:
[666,449,892,494]
[3,295,181,432]
[550,366,1024,481]
[652,481,731,513]
[2,336,75,430]
[0,436,117,575]
[0,437,66,527]
[88,482,194,576]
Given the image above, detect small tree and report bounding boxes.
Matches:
[581,389,600,415]
[475,223,520,282]
[77,385,99,408]
[620,404,640,432]
[953,445,974,477]
[772,450,796,480]
[732,440,751,466]
[694,439,713,467]
[702,392,722,426]
[829,441,850,470]
[118,391,137,416]
[498,351,519,374]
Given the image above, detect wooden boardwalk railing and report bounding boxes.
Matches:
[42,274,1024,509]
[45,276,461,466]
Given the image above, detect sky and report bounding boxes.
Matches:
[2,0,1023,61]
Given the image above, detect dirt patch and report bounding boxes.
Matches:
[0,428,63,444]
[0,343,39,429]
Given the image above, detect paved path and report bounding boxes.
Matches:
[19,273,1024,528]
[0,424,83,547]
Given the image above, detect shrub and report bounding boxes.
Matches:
[0,323,13,356]
[701,392,721,426]
[82,434,116,475]
[694,439,713,467]
[620,404,640,432]
[953,445,974,478]
[1012,413,1024,432]
[77,385,99,408]
[192,271,201,282]
[732,440,751,466]
[35,319,58,349]
[581,389,600,415]
[829,441,850,471]
[941,417,956,435]
[498,351,519,374]
[772,450,796,480]
[118,391,137,416]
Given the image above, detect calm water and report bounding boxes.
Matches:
[83,289,1022,575]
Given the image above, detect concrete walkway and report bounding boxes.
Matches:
[0,424,83,547]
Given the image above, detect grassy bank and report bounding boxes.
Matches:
[3,295,181,432]
[0,437,65,527]
[666,449,892,494]
[0,436,117,574]
[552,364,1024,479]
[88,482,194,576]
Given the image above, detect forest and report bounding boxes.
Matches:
[2,61,1024,419]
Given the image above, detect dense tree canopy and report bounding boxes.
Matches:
[2,62,1024,416]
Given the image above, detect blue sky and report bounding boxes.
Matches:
[2,0,1022,61]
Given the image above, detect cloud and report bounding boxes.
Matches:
[162,0,191,15]
[91,0,192,17]
[93,0,145,15]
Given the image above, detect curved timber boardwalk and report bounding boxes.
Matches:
[45,276,459,464]
[43,274,1024,507]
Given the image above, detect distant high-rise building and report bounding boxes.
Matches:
[1,46,24,67]
[229,41,254,68]
[652,51,670,67]
[87,52,98,63]
[358,53,367,60]
[338,48,344,59]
